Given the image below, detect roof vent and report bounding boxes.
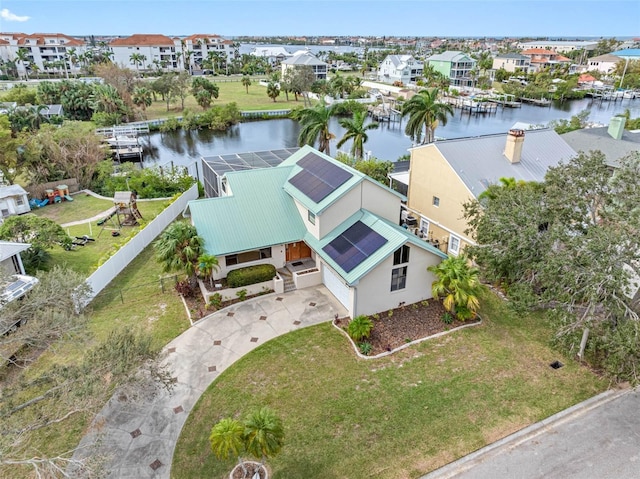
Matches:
[504,129,525,164]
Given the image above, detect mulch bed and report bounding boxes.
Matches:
[334,299,481,356]
[231,462,267,479]
[181,290,274,322]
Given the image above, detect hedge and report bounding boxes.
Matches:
[227,264,277,288]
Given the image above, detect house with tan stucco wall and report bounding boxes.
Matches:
[405,129,577,256]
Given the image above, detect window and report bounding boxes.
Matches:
[1,209,9,217]
[259,247,272,259]
[420,218,429,236]
[432,196,440,207]
[308,210,316,225]
[391,266,407,291]
[16,198,24,206]
[449,235,461,255]
[226,248,272,266]
[393,245,410,265]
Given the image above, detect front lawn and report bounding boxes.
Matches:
[173,290,608,479]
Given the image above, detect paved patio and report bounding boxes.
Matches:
[71,285,347,478]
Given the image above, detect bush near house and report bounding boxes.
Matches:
[227,264,276,288]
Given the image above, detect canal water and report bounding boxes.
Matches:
[141,97,640,174]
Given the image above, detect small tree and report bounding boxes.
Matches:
[197,254,219,287]
[241,75,252,93]
[210,407,284,478]
[266,81,280,102]
[154,222,204,282]
[427,256,481,320]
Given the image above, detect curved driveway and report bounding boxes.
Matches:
[72,285,347,478]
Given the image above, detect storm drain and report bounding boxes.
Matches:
[549,360,564,369]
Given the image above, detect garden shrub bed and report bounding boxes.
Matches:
[227,264,277,288]
[334,299,480,356]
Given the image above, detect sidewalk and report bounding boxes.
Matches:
[71,285,347,478]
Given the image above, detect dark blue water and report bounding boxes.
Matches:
[141,97,640,172]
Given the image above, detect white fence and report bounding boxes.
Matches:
[82,183,199,305]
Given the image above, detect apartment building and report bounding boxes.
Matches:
[109,34,181,71]
[181,34,236,72]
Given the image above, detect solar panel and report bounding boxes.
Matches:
[289,171,334,203]
[323,221,388,273]
[289,152,353,203]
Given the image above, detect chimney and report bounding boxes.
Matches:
[608,116,625,140]
[504,129,525,164]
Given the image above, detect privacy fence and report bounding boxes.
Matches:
[81,183,198,306]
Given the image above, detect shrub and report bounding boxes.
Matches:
[359,342,372,356]
[227,264,276,288]
[209,293,222,309]
[347,315,373,342]
[175,279,197,298]
[236,289,248,301]
[442,312,454,325]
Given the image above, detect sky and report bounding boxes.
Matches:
[0,0,638,38]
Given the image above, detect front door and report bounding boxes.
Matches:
[286,242,312,262]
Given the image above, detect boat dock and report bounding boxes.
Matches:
[490,94,522,108]
[96,125,146,162]
[444,96,498,114]
[521,97,552,107]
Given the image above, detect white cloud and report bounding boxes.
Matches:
[1,9,31,22]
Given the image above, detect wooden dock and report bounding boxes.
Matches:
[521,97,552,107]
[443,96,498,114]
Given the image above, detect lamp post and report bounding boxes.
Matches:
[619,56,630,90]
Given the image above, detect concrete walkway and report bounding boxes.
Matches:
[422,387,636,479]
[71,285,347,478]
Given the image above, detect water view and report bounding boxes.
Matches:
[141,97,640,174]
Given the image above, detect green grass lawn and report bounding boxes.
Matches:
[31,193,113,225]
[144,79,308,120]
[1,243,189,479]
[172,290,608,479]
[47,199,170,275]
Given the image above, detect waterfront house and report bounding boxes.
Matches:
[250,46,292,66]
[406,129,577,255]
[427,51,476,88]
[587,53,622,74]
[492,53,531,73]
[281,52,328,80]
[520,49,572,73]
[377,55,424,85]
[185,146,447,317]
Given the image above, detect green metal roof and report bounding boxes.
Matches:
[281,145,403,214]
[305,209,447,285]
[187,167,306,256]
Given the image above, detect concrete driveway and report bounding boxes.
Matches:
[71,285,347,478]
[423,388,639,479]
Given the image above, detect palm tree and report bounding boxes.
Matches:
[15,48,30,80]
[266,81,280,102]
[402,88,454,144]
[337,110,379,159]
[154,222,204,281]
[243,407,285,466]
[132,86,153,117]
[293,103,336,155]
[241,75,252,93]
[197,254,219,287]
[427,256,481,320]
[129,53,144,72]
[209,418,247,477]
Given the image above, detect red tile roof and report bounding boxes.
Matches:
[183,34,222,42]
[110,34,175,46]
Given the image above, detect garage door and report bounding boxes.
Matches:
[322,264,350,310]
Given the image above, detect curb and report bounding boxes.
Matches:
[420,387,630,478]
